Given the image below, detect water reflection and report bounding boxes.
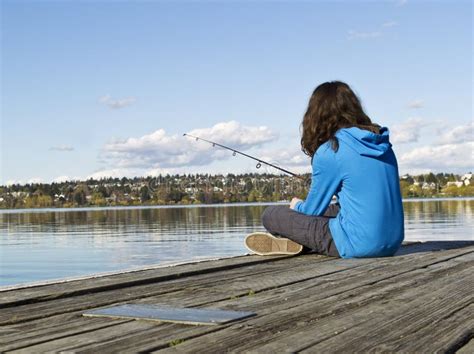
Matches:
[403,199,473,241]
[0,199,473,287]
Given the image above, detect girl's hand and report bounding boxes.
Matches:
[290,197,303,210]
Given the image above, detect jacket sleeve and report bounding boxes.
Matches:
[294,144,341,216]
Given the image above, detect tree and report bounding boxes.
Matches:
[73,190,86,205]
[426,172,437,184]
[140,186,151,202]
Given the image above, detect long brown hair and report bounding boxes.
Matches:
[300,81,380,157]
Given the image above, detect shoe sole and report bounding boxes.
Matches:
[244,232,303,256]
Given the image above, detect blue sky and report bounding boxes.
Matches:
[1,0,472,184]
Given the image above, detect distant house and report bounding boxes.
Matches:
[11,191,28,198]
[447,181,464,188]
[185,187,199,194]
[461,173,472,186]
[422,182,436,190]
[54,193,66,201]
[123,193,136,201]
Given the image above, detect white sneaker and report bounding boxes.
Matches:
[244,232,303,256]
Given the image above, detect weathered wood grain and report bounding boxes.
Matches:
[73,253,474,354]
[3,240,464,308]
[0,255,338,326]
[5,248,472,352]
[0,254,293,308]
[0,242,472,353]
[2,245,466,330]
[156,261,473,353]
[0,256,364,351]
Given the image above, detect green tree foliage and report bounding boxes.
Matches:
[0,172,472,209]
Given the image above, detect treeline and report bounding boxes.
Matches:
[0,172,472,209]
[399,172,473,198]
[0,174,309,209]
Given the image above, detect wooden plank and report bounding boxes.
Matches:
[0,244,457,328]
[148,254,474,353]
[298,285,473,353]
[3,241,465,308]
[73,256,473,353]
[11,249,473,353]
[5,245,472,327]
[394,240,474,255]
[0,317,135,352]
[0,255,340,325]
[2,246,470,352]
[194,250,473,317]
[0,254,294,308]
[370,304,473,353]
[0,256,366,350]
[248,263,474,353]
[8,321,166,354]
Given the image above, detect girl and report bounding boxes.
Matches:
[245,81,404,258]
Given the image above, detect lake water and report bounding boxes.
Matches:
[1,198,473,288]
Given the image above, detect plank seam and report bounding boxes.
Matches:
[82,257,473,352]
[0,255,300,309]
[0,258,339,325]
[293,264,474,352]
[1,320,135,352]
[135,253,474,352]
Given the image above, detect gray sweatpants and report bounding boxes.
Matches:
[261,203,341,257]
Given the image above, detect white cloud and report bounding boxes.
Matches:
[259,147,309,168]
[399,141,474,173]
[98,120,277,172]
[438,121,473,144]
[382,21,398,28]
[5,179,24,186]
[390,117,428,144]
[396,0,408,6]
[52,175,72,183]
[257,147,311,175]
[49,145,74,152]
[407,99,424,109]
[99,95,136,109]
[27,177,43,184]
[347,30,382,40]
[87,169,142,180]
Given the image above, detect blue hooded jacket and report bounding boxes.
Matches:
[294,126,404,258]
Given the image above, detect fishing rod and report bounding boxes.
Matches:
[183,133,304,180]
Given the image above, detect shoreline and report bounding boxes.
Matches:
[1,196,473,214]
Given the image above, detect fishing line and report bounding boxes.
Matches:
[183,133,303,179]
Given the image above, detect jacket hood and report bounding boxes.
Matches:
[335,126,392,157]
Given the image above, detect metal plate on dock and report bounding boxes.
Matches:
[83,304,256,325]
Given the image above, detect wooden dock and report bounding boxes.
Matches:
[1,241,473,353]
